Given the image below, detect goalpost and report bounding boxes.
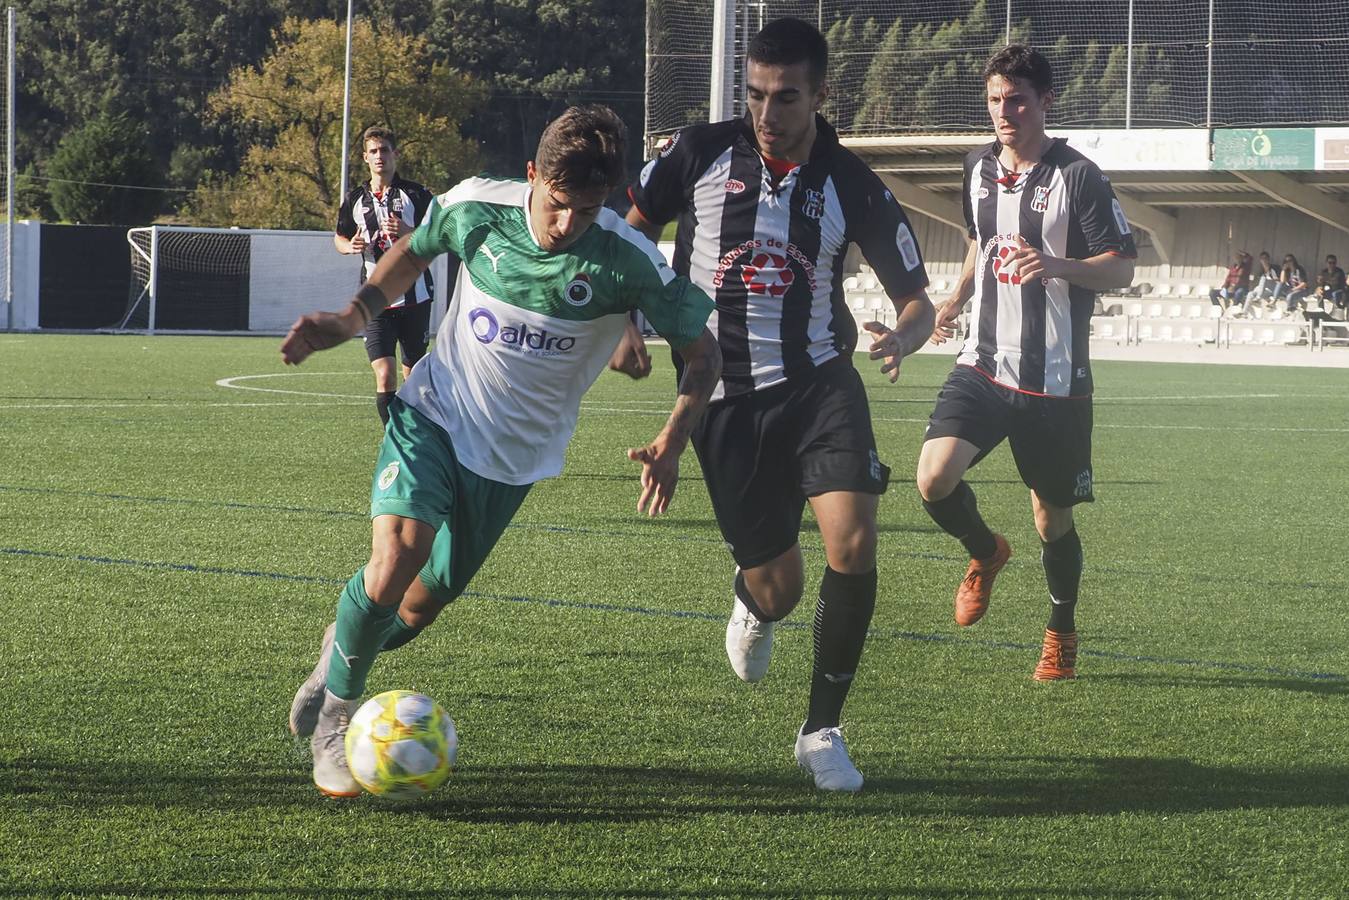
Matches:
[118,225,365,335]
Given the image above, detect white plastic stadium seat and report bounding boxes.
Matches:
[1186,303,1205,318]
[1154,284,1173,298]
[1166,303,1183,318]
[1124,301,1144,317]
[1146,302,1163,317]
[843,275,859,293]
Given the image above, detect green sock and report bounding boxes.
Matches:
[326,568,396,700]
[381,615,423,652]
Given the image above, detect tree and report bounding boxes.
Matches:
[45,114,163,224]
[425,0,646,176]
[14,0,291,210]
[189,17,483,229]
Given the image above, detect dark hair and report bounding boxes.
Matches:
[361,125,397,150]
[534,105,627,193]
[982,44,1053,96]
[748,17,828,87]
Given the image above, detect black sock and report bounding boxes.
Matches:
[803,567,877,734]
[734,569,787,623]
[922,480,997,560]
[376,391,396,425]
[1042,527,1082,633]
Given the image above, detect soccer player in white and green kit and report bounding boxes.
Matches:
[280,106,721,797]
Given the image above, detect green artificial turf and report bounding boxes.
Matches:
[1,333,1345,898]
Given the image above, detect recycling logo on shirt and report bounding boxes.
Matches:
[991,242,1024,285]
[740,251,795,297]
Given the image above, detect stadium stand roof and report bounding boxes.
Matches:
[843,131,1349,262]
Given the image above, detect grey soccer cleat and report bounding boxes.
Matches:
[288,622,336,738]
[794,724,864,792]
[311,689,360,798]
[725,573,775,683]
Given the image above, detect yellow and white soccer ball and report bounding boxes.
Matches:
[344,690,457,799]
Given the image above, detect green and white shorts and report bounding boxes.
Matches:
[370,397,532,602]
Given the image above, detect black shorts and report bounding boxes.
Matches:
[364,301,432,367]
[925,364,1094,508]
[692,357,889,569]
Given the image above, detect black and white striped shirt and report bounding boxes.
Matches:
[336,175,435,307]
[958,139,1136,398]
[630,115,928,400]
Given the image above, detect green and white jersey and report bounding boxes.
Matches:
[400,176,713,485]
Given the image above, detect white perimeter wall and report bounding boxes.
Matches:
[248,231,453,334]
[2,220,42,331]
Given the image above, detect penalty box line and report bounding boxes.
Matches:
[3,545,1343,684]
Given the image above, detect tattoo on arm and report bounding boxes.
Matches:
[353,283,389,324]
[664,338,721,445]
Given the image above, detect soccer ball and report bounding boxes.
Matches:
[344,690,457,799]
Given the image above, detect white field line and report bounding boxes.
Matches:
[215,372,367,399]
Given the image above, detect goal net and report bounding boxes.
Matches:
[119,226,365,334]
[645,1,1349,143]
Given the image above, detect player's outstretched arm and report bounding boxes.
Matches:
[863,288,935,383]
[627,328,721,516]
[281,235,432,365]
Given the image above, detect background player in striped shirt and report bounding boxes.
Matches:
[335,126,439,425]
[920,45,1135,681]
[622,18,934,791]
[283,106,721,797]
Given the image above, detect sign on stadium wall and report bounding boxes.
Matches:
[1211,128,1316,171]
[1315,128,1349,171]
[1049,129,1210,171]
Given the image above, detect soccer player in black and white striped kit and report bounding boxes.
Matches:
[620,18,934,791]
[920,46,1135,680]
[335,126,439,425]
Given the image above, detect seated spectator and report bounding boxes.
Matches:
[1274,254,1310,317]
[1209,251,1252,312]
[1308,254,1348,314]
[1237,250,1279,317]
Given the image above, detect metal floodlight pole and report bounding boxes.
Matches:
[5,7,14,333]
[1205,0,1215,127]
[706,0,739,122]
[1005,0,1011,45]
[339,0,354,202]
[1125,0,1134,129]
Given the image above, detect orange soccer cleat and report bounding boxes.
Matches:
[1033,628,1078,681]
[954,534,1012,626]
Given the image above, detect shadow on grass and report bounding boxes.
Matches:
[4,755,1346,823]
[1085,671,1348,696]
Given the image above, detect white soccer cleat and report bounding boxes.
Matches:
[311,690,361,798]
[794,725,864,792]
[288,622,336,738]
[725,596,775,682]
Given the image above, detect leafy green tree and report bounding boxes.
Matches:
[425,0,645,176]
[189,16,483,229]
[45,114,163,224]
[14,0,288,205]
[823,16,881,132]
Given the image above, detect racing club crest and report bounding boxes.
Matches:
[801,188,825,220]
[1031,185,1051,213]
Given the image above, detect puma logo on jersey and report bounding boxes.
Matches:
[333,640,359,669]
[478,242,505,273]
